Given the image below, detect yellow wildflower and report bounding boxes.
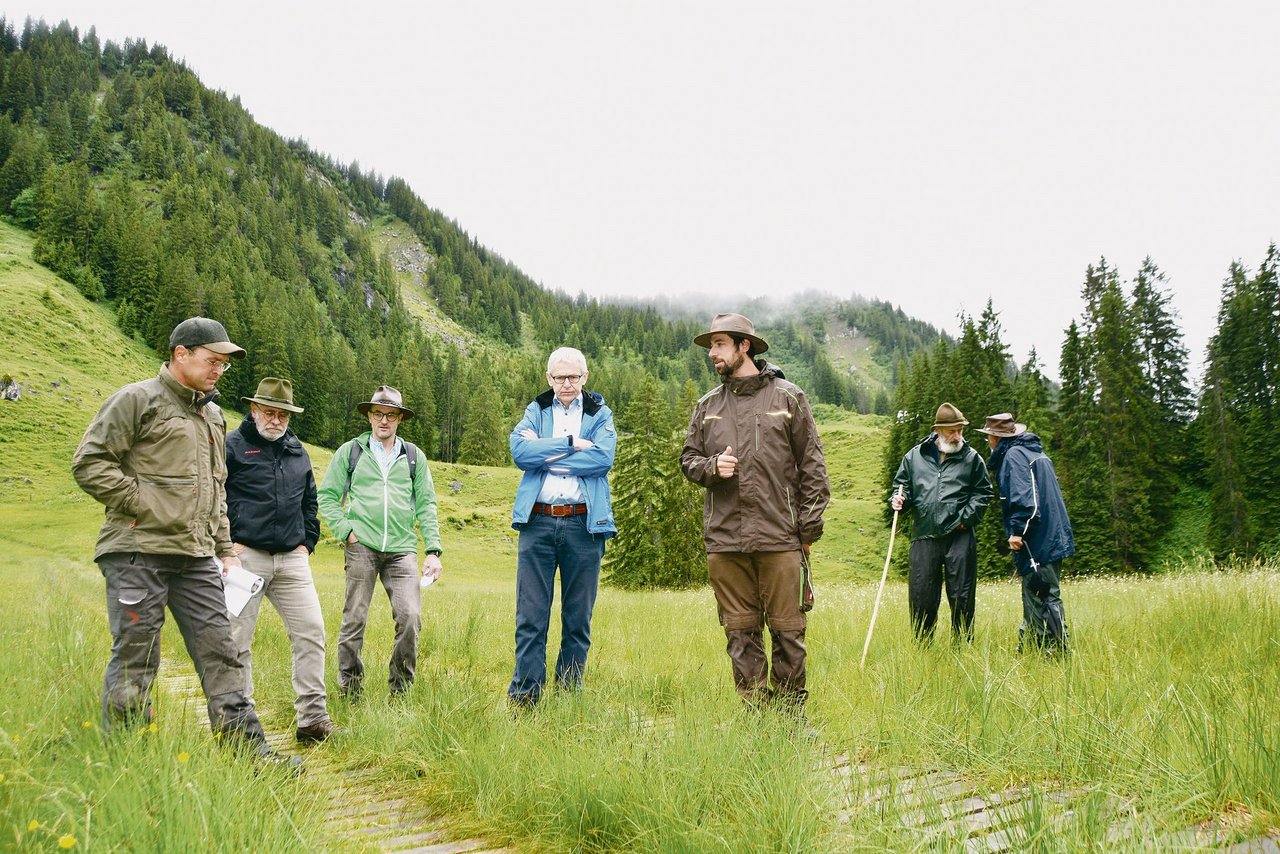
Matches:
[81,721,93,729]
[177,752,189,764]
[59,834,76,849]
[148,722,158,734]
[27,820,38,831]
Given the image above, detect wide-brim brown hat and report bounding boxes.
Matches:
[357,385,415,420]
[976,412,1027,438]
[932,402,969,428]
[693,312,769,355]
[242,377,304,413]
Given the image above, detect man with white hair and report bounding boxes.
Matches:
[890,402,992,643]
[507,347,617,707]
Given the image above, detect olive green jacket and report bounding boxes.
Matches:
[72,365,233,560]
[891,433,992,540]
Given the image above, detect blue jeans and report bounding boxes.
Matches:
[508,514,605,703]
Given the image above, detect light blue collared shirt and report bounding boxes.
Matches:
[536,394,585,504]
[368,434,404,474]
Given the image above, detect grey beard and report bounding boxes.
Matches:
[937,436,964,454]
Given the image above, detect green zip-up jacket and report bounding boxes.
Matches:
[316,433,442,555]
[72,365,233,560]
[891,433,992,540]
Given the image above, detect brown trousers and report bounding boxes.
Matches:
[707,551,807,704]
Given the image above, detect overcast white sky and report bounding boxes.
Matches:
[9,2,1280,381]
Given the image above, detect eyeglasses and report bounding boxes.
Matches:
[369,410,401,422]
[195,352,233,373]
[256,408,291,423]
[550,374,583,385]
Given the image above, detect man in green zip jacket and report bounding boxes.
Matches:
[317,386,443,699]
[890,402,992,643]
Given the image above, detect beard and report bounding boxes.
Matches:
[936,435,964,454]
[715,350,746,377]
[253,415,287,441]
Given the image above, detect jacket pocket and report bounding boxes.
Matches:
[135,476,196,534]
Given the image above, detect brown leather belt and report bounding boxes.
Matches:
[533,502,588,517]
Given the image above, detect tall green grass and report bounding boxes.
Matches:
[3,218,1277,850]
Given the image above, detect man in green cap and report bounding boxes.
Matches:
[890,402,992,643]
[73,317,293,765]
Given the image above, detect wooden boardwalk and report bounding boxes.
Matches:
[159,663,1278,851]
[158,660,508,853]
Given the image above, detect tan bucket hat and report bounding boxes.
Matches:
[932,402,969,428]
[976,412,1027,438]
[357,385,415,420]
[242,377,304,413]
[693,312,769,355]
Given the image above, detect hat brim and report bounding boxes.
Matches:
[357,401,415,420]
[243,396,304,414]
[200,341,247,359]
[976,423,1027,437]
[692,331,769,354]
[933,420,971,428]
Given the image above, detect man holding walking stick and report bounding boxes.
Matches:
[978,413,1073,655]
[890,403,991,644]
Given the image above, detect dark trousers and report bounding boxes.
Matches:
[97,552,265,744]
[508,514,604,704]
[707,551,807,704]
[338,542,421,694]
[1020,560,1068,651]
[908,528,977,642]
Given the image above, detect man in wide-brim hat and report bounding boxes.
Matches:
[226,377,340,742]
[890,402,992,643]
[681,312,830,711]
[978,412,1074,654]
[318,385,441,699]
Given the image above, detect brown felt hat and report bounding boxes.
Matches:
[356,385,415,420]
[693,312,769,355]
[932,402,969,428]
[242,377,304,413]
[976,412,1027,438]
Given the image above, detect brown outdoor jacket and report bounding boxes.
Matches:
[72,364,233,560]
[681,362,830,553]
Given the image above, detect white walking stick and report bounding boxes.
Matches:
[861,485,904,668]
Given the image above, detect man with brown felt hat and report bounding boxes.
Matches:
[979,412,1073,654]
[890,402,992,643]
[318,385,443,699]
[682,312,830,712]
[226,377,338,742]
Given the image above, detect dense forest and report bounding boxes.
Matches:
[0,17,940,465]
[884,252,1280,573]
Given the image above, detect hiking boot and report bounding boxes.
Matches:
[296,718,340,744]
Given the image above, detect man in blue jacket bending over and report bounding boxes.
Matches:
[978,412,1074,655]
[508,347,617,707]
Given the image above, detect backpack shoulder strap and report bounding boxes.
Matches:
[342,441,364,505]
[403,441,419,505]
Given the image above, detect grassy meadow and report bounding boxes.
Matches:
[2,220,1278,851]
